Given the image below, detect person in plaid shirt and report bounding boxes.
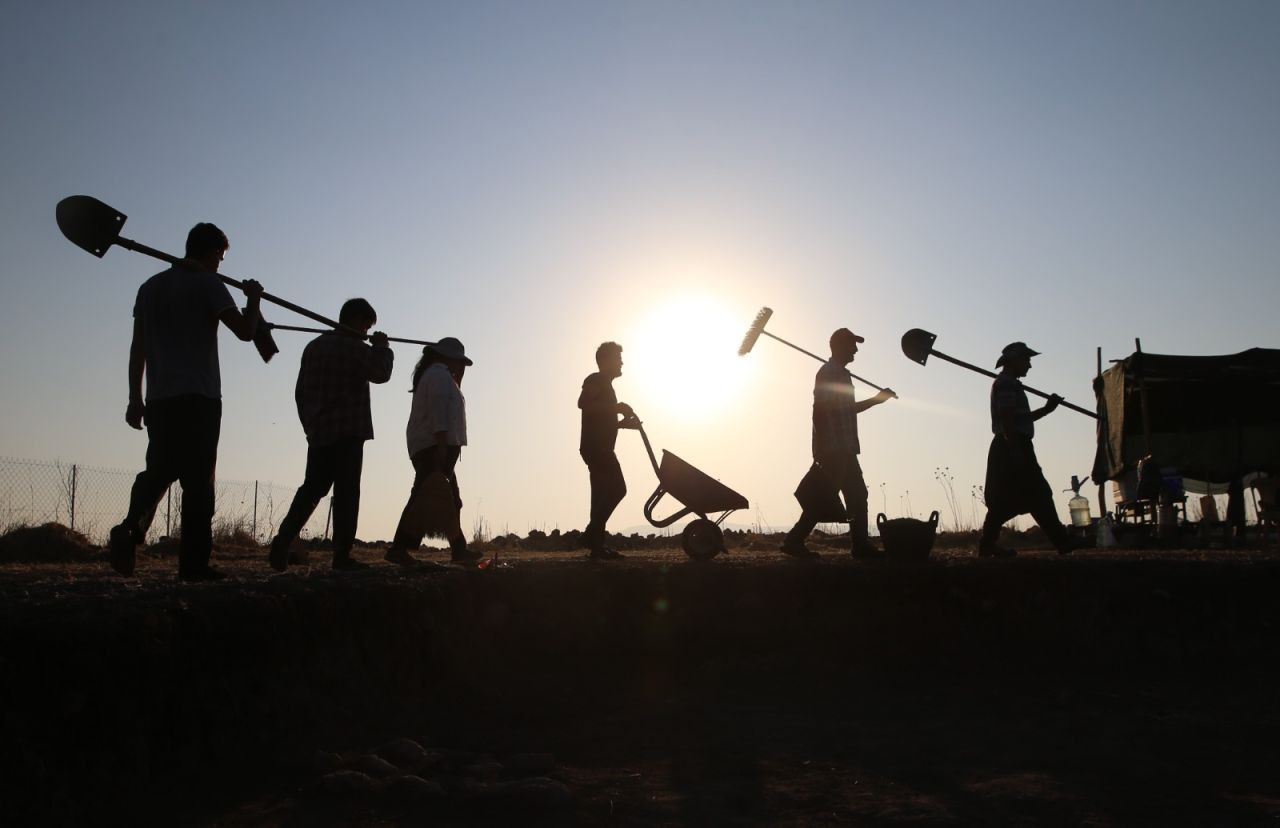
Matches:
[268,298,393,571]
[782,327,895,559]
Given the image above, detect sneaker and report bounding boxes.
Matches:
[780,539,819,560]
[332,556,370,571]
[451,546,483,564]
[587,548,625,561]
[268,537,290,572]
[177,565,227,582]
[977,544,1016,558]
[108,524,136,576]
[384,547,422,568]
[1056,537,1092,555]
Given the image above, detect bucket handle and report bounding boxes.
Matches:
[927,510,939,529]
[876,513,887,528]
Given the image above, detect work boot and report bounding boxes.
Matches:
[268,536,290,572]
[977,543,1016,558]
[587,548,625,561]
[108,524,136,576]
[177,565,227,582]
[451,546,483,565]
[780,537,819,559]
[384,546,422,568]
[332,555,370,571]
[850,538,884,559]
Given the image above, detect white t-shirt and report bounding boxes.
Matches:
[133,267,236,401]
[406,362,468,456]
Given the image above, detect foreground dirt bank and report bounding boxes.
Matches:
[3,549,1280,825]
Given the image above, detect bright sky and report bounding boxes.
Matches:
[2,1,1278,542]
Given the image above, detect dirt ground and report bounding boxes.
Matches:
[3,533,1280,826]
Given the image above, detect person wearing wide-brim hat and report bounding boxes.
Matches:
[979,342,1087,557]
[385,337,481,567]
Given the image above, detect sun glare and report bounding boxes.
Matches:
[623,295,751,423]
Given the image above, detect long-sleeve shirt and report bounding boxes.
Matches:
[812,360,860,456]
[578,371,619,454]
[294,333,394,446]
[406,362,468,456]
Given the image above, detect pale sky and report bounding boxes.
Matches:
[2,1,1278,542]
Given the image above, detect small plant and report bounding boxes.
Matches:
[935,467,964,531]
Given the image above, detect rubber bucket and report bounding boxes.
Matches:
[876,511,939,561]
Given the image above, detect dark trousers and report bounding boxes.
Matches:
[582,449,626,549]
[788,450,869,544]
[391,445,463,548]
[118,394,221,571]
[274,438,365,556]
[980,435,1068,549]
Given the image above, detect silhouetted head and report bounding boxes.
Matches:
[996,341,1039,377]
[829,328,865,365]
[431,336,472,383]
[339,298,377,335]
[185,223,229,270]
[596,341,623,379]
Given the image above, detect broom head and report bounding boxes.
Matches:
[738,307,773,356]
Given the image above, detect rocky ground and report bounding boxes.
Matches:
[2,524,1279,825]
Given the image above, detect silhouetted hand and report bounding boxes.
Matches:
[125,399,145,430]
[875,388,897,403]
[616,402,635,418]
[369,331,389,349]
[1043,394,1063,414]
[240,278,264,301]
[619,414,641,430]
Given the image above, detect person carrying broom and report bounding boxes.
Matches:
[782,327,895,559]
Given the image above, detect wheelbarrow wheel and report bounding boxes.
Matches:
[681,519,723,561]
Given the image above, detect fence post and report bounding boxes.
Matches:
[69,464,78,532]
[253,481,259,541]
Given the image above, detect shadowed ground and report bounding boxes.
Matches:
[2,539,1279,825]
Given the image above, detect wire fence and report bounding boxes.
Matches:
[0,457,330,546]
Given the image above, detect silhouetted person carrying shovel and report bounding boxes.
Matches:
[979,342,1088,557]
[782,328,895,559]
[108,223,263,580]
[579,342,640,560]
[268,299,393,572]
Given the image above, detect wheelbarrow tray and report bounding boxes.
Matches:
[657,450,749,514]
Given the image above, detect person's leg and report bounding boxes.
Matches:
[438,446,477,562]
[840,455,873,553]
[386,448,439,565]
[329,438,365,567]
[583,450,626,552]
[176,396,221,577]
[270,443,338,570]
[110,397,183,574]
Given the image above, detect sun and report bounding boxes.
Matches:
[622,295,752,423]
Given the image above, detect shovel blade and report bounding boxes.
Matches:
[56,195,127,258]
[901,328,937,366]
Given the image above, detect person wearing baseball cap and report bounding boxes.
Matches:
[782,327,896,559]
[979,341,1088,557]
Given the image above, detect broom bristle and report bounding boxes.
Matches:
[737,307,773,356]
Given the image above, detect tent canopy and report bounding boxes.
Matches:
[1091,348,1280,484]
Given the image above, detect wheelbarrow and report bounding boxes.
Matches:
[634,422,749,560]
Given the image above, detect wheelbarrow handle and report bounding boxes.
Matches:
[635,422,662,477]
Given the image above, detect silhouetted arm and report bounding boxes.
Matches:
[366,332,394,384]
[125,318,146,430]
[219,278,264,341]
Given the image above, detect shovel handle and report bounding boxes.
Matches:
[115,235,363,336]
[265,322,435,347]
[930,350,1096,418]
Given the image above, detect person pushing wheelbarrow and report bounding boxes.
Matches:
[578,341,640,560]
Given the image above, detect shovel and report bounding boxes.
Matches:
[738,307,898,398]
[900,328,1096,418]
[57,194,360,335]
